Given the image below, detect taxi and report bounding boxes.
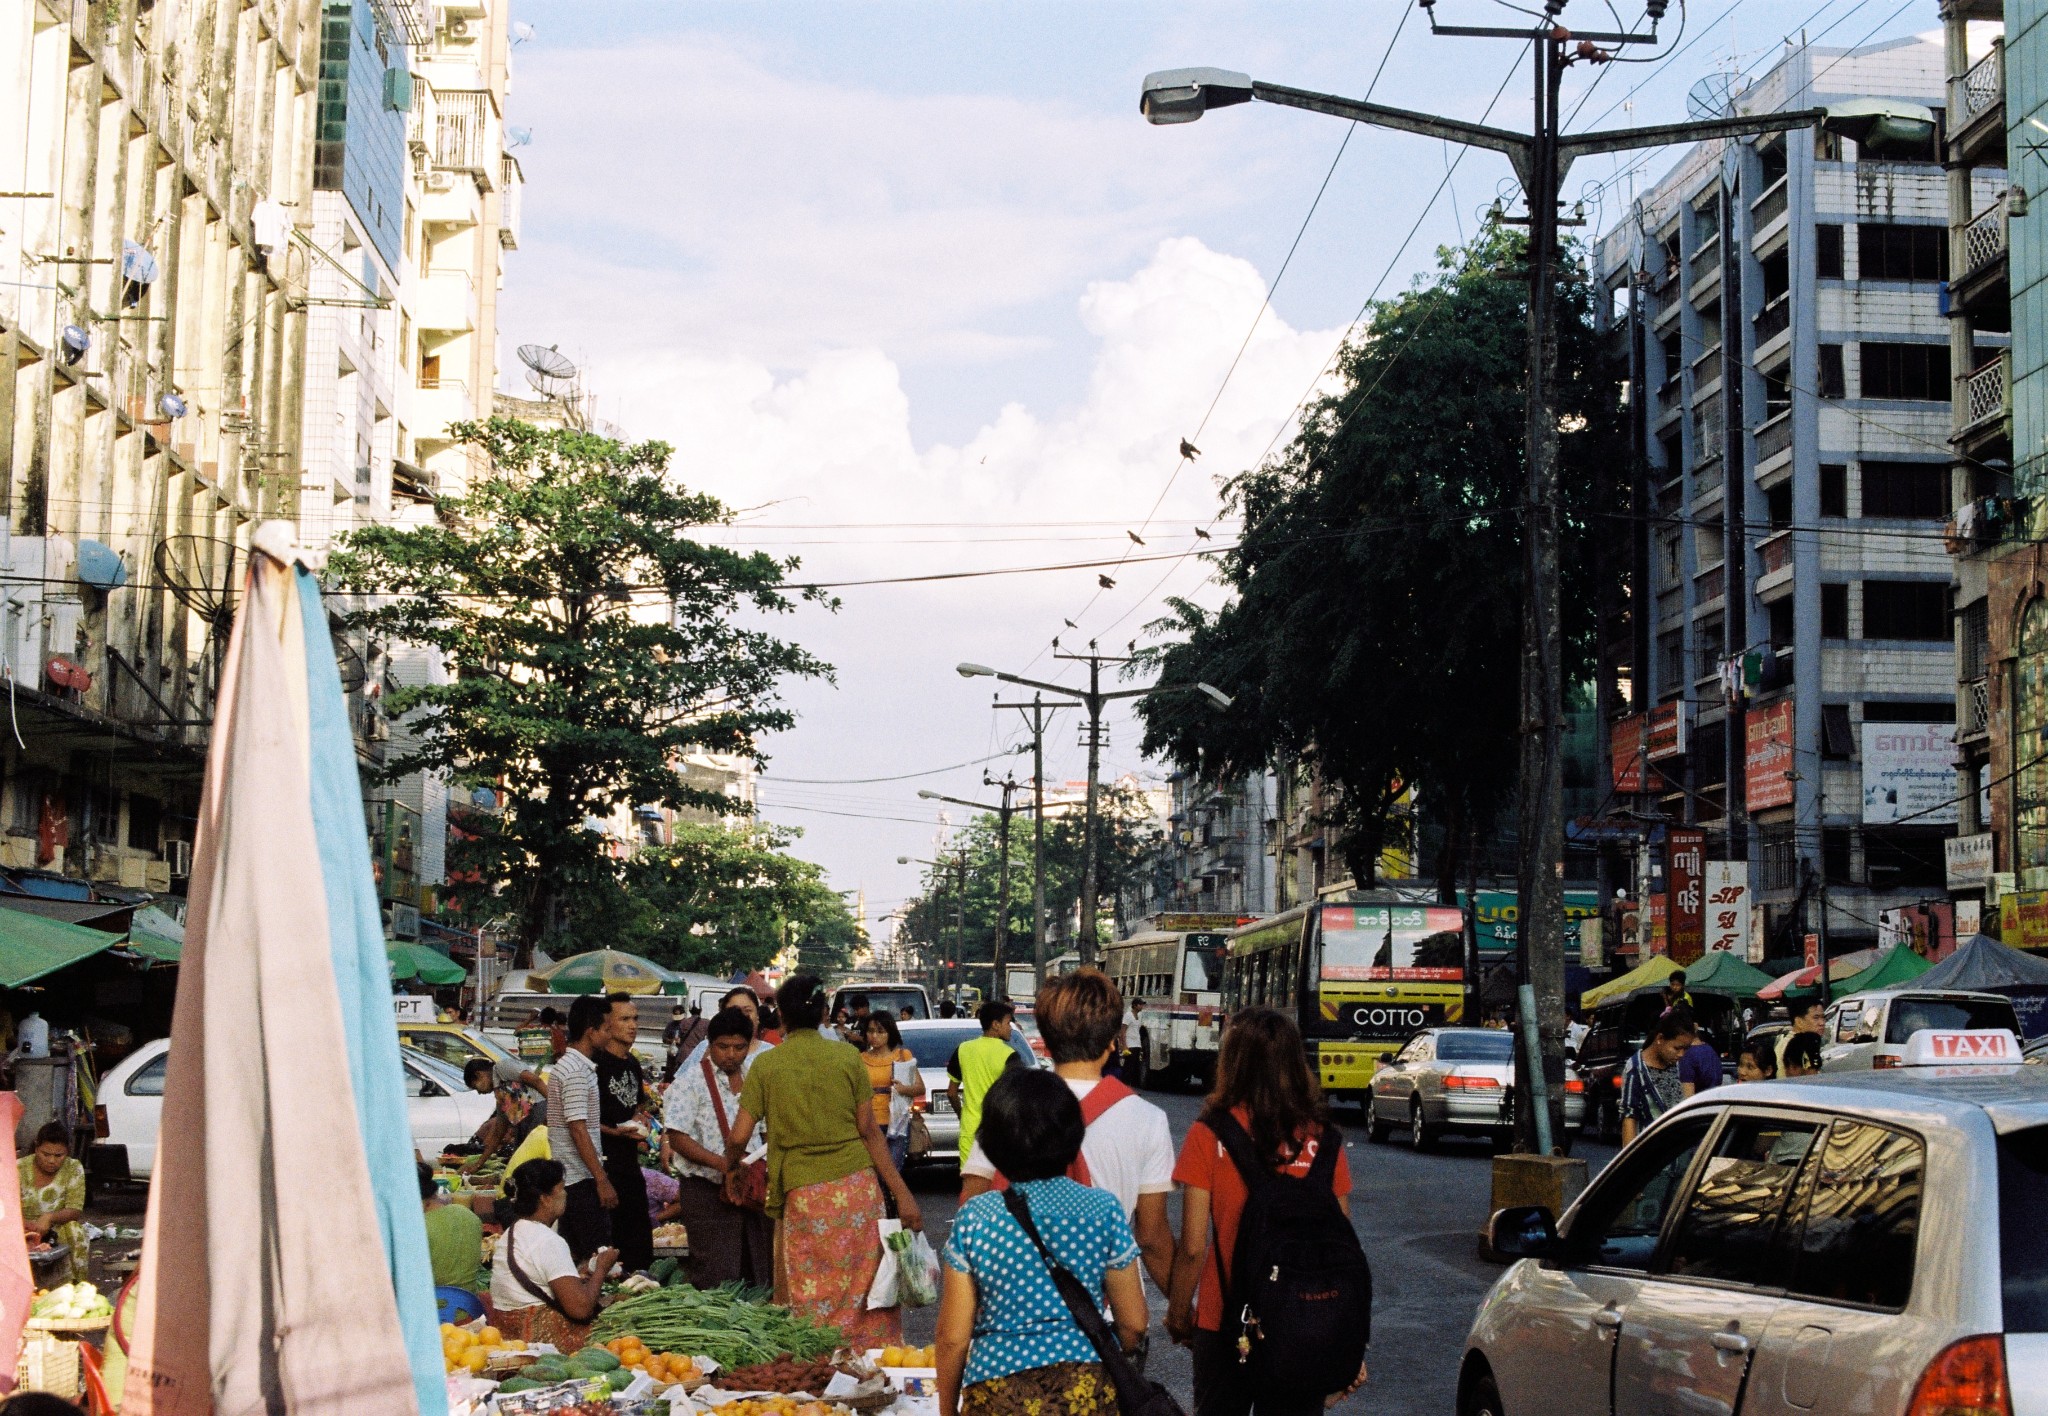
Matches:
[1461,1028,2048,1416]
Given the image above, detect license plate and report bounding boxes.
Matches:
[928,1096,952,1115]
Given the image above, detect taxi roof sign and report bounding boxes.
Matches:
[1899,1028,2023,1066]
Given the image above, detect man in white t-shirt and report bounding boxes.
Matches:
[960,969,1174,1293]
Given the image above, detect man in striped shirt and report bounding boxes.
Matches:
[1618,1012,1691,1145]
[546,993,615,1263]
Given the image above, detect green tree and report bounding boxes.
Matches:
[330,418,832,953]
[1135,232,1621,897]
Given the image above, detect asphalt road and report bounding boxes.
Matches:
[901,1088,1616,1416]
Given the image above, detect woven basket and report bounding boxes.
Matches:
[15,1316,108,1397]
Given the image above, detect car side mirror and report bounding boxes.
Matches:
[1487,1204,1559,1261]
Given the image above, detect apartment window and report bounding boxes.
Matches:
[1816,128,1844,162]
[1821,583,1849,639]
[1696,618,1725,681]
[1818,344,1846,399]
[1660,631,1685,694]
[1760,250,1790,304]
[1857,223,1947,282]
[1758,136,1788,189]
[1769,598,1795,650]
[1659,534,1681,580]
[1822,703,1854,759]
[1864,700,1955,723]
[1761,825,1799,890]
[1658,432,1682,475]
[1816,224,1845,279]
[1860,461,1948,519]
[1824,828,1855,886]
[1660,332,1682,383]
[1765,482,1793,529]
[1962,600,1991,681]
[127,794,162,852]
[1862,580,1949,640]
[1860,343,1951,401]
[1821,463,1848,517]
[1865,829,1946,888]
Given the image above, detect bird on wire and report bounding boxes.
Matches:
[1193,527,1211,540]
[1098,574,1117,589]
[1179,438,1201,460]
[1127,530,1146,546]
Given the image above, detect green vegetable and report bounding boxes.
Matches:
[586,1282,842,1370]
[576,1347,622,1372]
[650,1258,679,1283]
[607,1368,636,1391]
[497,1377,540,1394]
[526,1360,569,1382]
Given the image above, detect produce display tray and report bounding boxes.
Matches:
[651,1244,691,1258]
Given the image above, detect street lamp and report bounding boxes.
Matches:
[899,851,970,999]
[954,653,1231,961]
[1138,9,1929,1153]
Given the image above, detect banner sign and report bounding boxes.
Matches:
[1612,713,1647,793]
[1746,701,1796,811]
[1703,860,1750,955]
[1946,833,1995,890]
[1649,893,1668,955]
[1862,722,1958,825]
[1472,890,1603,957]
[1667,828,1706,963]
[1646,702,1687,762]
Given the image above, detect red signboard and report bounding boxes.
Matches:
[1648,893,1668,955]
[1745,701,1796,811]
[1646,702,1687,762]
[1612,713,1646,793]
[1667,828,1706,964]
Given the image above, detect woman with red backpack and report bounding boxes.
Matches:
[1167,1008,1371,1416]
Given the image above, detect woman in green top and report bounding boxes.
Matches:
[724,974,923,1349]
[418,1160,485,1292]
[20,1122,87,1284]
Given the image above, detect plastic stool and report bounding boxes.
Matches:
[435,1286,485,1325]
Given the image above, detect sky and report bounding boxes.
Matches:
[496,0,1938,933]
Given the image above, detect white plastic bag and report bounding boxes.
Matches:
[867,1218,902,1309]
[892,1226,941,1308]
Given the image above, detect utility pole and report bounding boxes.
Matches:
[1137,5,1921,1151]
[919,776,1026,998]
[997,694,1066,987]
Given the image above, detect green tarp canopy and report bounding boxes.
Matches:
[124,905,184,964]
[1682,951,1779,998]
[1836,945,1934,997]
[1582,954,1682,1007]
[0,904,123,986]
[388,941,466,985]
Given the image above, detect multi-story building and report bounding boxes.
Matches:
[1596,36,1973,960]
[0,0,322,894]
[1118,770,1278,923]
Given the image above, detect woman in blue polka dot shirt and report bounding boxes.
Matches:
[938,1070,1148,1416]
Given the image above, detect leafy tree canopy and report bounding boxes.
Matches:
[1134,231,1621,895]
[329,418,832,951]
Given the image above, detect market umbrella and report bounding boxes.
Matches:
[1835,945,1934,998]
[1581,953,1683,1008]
[1756,947,1884,1001]
[125,526,443,1416]
[388,940,466,986]
[1681,951,1779,998]
[530,946,677,994]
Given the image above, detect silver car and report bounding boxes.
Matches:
[897,1019,986,1165]
[1366,1027,1584,1149]
[1460,1048,2048,1416]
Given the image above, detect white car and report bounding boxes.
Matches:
[1823,988,2019,1070]
[98,1037,495,1180]
[1460,1027,2048,1416]
[1366,1026,1585,1149]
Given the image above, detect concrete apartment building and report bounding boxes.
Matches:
[1118,770,1279,923]
[1596,36,1979,959]
[0,0,323,892]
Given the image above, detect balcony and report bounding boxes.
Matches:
[1960,677,1992,740]
[1694,562,1725,607]
[1750,177,1790,237]
[1691,343,1723,387]
[1753,409,1794,466]
[1951,40,2006,168]
[1692,393,1721,457]
[1955,353,2009,438]
[411,377,473,439]
[1756,528,1796,601]
[419,88,496,181]
[1689,234,1721,292]
[417,268,476,333]
[1952,193,2013,318]
[1963,196,2010,278]
[499,153,522,250]
[1656,583,1684,625]
[1753,294,1791,349]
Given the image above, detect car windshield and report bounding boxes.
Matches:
[850,988,928,1020]
[1182,936,1228,992]
[1885,995,2019,1043]
[402,1047,468,1089]
[904,1025,982,1068]
[1436,1031,1515,1063]
[2000,1125,2048,1330]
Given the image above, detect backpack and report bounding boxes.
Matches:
[1209,1112,1371,1400]
[990,1077,1137,1191]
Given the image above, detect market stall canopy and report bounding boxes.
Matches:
[1757,947,1885,1000]
[0,909,122,986]
[123,905,184,964]
[388,941,464,986]
[1678,951,1778,997]
[529,947,678,995]
[1582,954,1682,1008]
[0,895,132,928]
[1835,945,1934,997]
[1910,934,2048,991]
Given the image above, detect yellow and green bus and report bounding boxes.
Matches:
[1223,895,1467,1104]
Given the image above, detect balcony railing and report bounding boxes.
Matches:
[1963,677,1992,737]
[1695,563,1725,603]
[1958,354,2010,434]
[1956,42,2004,130]
[1753,294,1791,345]
[1750,177,1790,232]
[1758,529,1795,578]
[1962,195,2010,281]
[499,153,522,249]
[1656,584,1683,622]
[1692,393,1721,454]
[1689,235,1721,287]
[426,89,494,175]
[1693,457,1725,499]
[1754,409,1794,462]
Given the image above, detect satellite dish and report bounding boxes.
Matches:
[329,613,370,695]
[518,343,578,398]
[154,535,245,636]
[1686,72,1740,121]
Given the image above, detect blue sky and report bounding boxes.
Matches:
[496,1,1937,927]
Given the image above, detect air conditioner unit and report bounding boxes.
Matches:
[446,17,472,37]
[425,171,456,192]
[143,860,172,893]
[389,902,421,939]
[166,839,194,879]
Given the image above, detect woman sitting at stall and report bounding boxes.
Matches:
[20,1122,86,1284]
[489,1158,617,1352]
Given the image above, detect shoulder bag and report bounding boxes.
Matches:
[998,1189,1186,1416]
[704,1058,770,1211]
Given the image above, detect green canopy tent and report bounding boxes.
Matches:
[123,904,185,964]
[0,905,125,986]
[529,948,677,995]
[1835,945,1934,998]
[1682,951,1779,998]
[387,941,466,986]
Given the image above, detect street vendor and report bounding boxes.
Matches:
[20,1122,87,1284]
[491,1157,617,1352]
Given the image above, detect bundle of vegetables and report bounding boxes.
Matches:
[31,1283,111,1322]
[587,1282,841,1369]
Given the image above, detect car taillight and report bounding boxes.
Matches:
[1874,1055,1903,1069]
[1564,1078,1584,1093]
[911,1097,928,1112]
[1906,1335,2010,1416]
[93,1105,108,1140]
[1444,1076,1501,1091]
[1612,1074,1623,1089]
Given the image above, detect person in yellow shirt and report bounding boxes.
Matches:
[946,1001,1023,1169]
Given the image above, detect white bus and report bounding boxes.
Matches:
[1101,914,1253,1089]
